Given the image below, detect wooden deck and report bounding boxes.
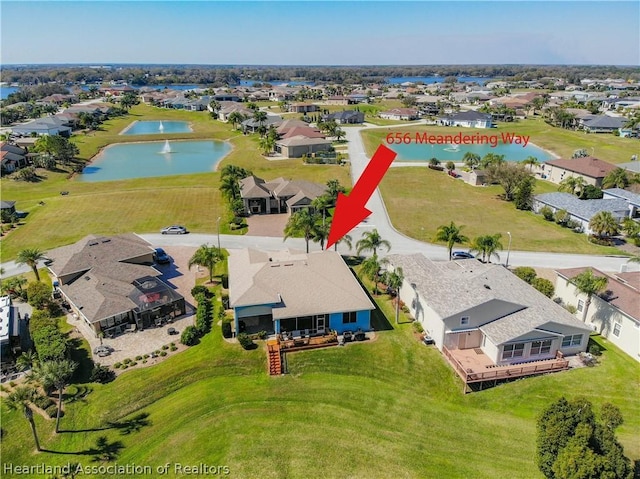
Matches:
[279,332,338,351]
[267,340,282,376]
[443,347,569,393]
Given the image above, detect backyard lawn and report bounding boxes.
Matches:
[0,105,351,261]
[1,289,638,479]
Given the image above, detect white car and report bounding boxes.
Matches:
[161,225,188,235]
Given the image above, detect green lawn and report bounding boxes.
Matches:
[1,289,638,479]
[0,105,351,261]
[361,117,639,164]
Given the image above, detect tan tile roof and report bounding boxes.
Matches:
[276,135,332,147]
[239,175,271,199]
[281,126,325,139]
[545,157,618,179]
[229,249,374,319]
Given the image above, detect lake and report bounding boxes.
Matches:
[389,141,553,163]
[121,120,192,135]
[386,76,493,85]
[80,140,231,182]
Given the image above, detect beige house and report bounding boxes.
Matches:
[379,108,420,121]
[275,135,333,158]
[555,267,640,362]
[540,157,618,187]
[239,175,325,215]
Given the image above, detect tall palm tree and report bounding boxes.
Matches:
[311,194,333,225]
[334,233,352,252]
[361,254,385,295]
[5,386,41,451]
[463,152,480,170]
[312,222,330,250]
[434,222,469,260]
[384,266,404,324]
[589,211,619,239]
[227,111,246,130]
[522,156,539,172]
[33,359,77,433]
[356,229,391,257]
[469,234,503,263]
[219,174,241,202]
[325,179,346,204]
[284,209,321,253]
[16,248,46,282]
[558,176,586,196]
[16,350,38,372]
[571,269,608,322]
[602,168,630,189]
[188,244,222,283]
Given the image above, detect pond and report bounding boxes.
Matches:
[80,140,231,182]
[120,120,192,135]
[389,141,554,163]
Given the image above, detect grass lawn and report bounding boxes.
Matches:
[379,167,619,254]
[360,117,639,164]
[0,105,351,261]
[1,281,638,479]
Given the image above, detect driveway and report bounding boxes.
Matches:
[246,213,290,237]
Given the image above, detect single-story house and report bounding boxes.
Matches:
[555,267,639,362]
[229,249,375,336]
[0,200,17,215]
[602,188,640,219]
[379,108,420,121]
[10,117,72,137]
[280,126,325,140]
[323,110,365,124]
[288,103,319,113]
[438,110,493,128]
[324,96,352,106]
[1,143,29,174]
[386,254,592,389]
[540,157,618,188]
[580,115,626,133]
[276,119,310,135]
[46,234,186,337]
[239,175,325,215]
[241,115,283,134]
[217,102,253,122]
[533,192,630,235]
[275,135,333,158]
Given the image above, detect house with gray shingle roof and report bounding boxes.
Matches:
[46,234,185,337]
[386,253,591,370]
[229,248,374,336]
[555,267,640,362]
[580,115,626,133]
[239,175,325,215]
[533,192,631,235]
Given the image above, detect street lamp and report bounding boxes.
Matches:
[216,217,221,251]
[505,231,512,269]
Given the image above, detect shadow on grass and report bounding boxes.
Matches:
[349,269,393,332]
[67,337,95,384]
[41,435,124,460]
[59,412,151,436]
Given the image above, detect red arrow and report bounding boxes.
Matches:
[326,144,397,250]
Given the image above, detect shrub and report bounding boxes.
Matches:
[130,361,137,367]
[162,345,169,350]
[589,343,603,356]
[237,332,254,350]
[513,266,537,284]
[159,351,167,357]
[221,321,232,339]
[26,282,53,310]
[113,362,122,369]
[143,354,149,359]
[90,364,115,384]
[181,326,199,346]
[532,277,555,298]
[191,285,211,299]
[257,330,268,340]
[412,321,424,333]
[193,292,207,305]
[170,345,177,351]
[121,364,129,369]
[135,355,142,361]
[170,342,175,347]
[565,304,578,314]
[46,405,59,418]
[554,209,570,226]
[123,358,132,364]
[540,205,554,221]
[34,395,55,410]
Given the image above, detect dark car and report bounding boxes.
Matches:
[452,251,475,260]
[161,225,188,235]
[154,247,171,264]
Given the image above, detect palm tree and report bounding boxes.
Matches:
[16,350,38,372]
[356,229,391,257]
[227,111,246,130]
[259,135,275,156]
[627,253,640,264]
[188,244,222,283]
[469,234,503,263]
[463,152,480,170]
[361,254,385,295]
[589,211,619,239]
[602,168,630,189]
[558,176,586,196]
[434,222,469,260]
[311,194,333,225]
[284,209,321,253]
[325,179,346,204]
[33,359,77,433]
[253,110,268,129]
[5,386,41,451]
[384,266,404,324]
[571,269,608,322]
[312,222,330,250]
[219,174,241,202]
[522,156,539,172]
[16,248,46,282]
[334,233,352,252]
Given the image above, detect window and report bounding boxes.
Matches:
[531,339,553,356]
[502,343,525,360]
[613,321,622,337]
[562,334,583,348]
[577,300,584,312]
[460,316,469,326]
[342,311,357,324]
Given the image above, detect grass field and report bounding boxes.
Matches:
[378,167,620,254]
[361,117,639,164]
[1,286,638,479]
[0,105,351,261]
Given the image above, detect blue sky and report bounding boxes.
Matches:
[1,1,638,65]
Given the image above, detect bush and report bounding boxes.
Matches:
[34,395,55,410]
[257,330,268,340]
[46,405,59,418]
[170,345,177,351]
[130,361,137,366]
[181,325,199,346]
[540,205,554,221]
[135,355,142,361]
[221,321,232,339]
[532,277,555,298]
[588,343,603,356]
[191,285,211,299]
[412,321,424,334]
[90,364,115,384]
[159,351,167,357]
[513,266,537,284]
[237,332,254,350]
[26,282,53,310]
[565,304,578,314]
[554,209,570,226]
[162,345,169,350]
[123,358,132,364]
[113,362,122,369]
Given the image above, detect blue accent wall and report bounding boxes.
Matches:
[329,310,371,334]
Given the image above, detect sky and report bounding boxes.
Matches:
[1,1,639,66]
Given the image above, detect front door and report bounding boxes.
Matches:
[316,315,325,333]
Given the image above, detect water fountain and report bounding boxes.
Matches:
[159,121,164,132]
[161,140,172,154]
[444,144,460,152]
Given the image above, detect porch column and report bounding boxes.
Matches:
[234,310,240,338]
[274,319,280,334]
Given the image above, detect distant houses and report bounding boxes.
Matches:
[438,110,493,128]
[379,108,420,121]
[540,157,618,188]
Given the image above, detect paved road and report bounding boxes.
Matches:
[1,123,637,277]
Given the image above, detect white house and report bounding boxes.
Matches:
[555,267,640,362]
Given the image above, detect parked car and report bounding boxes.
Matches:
[452,251,475,260]
[153,247,171,264]
[161,225,188,235]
